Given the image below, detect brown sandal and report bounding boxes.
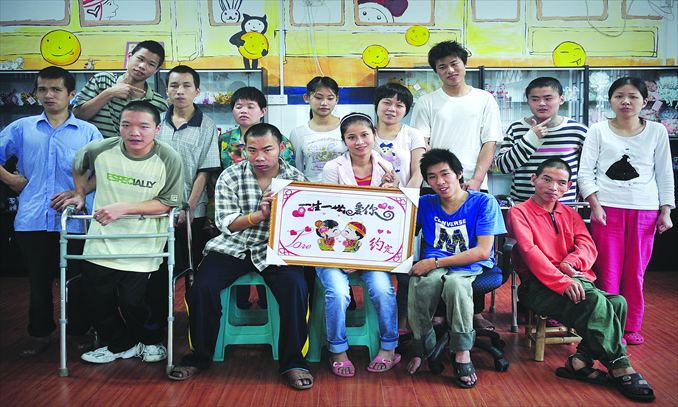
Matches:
[167,365,201,381]
[19,339,50,358]
[286,369,314,390]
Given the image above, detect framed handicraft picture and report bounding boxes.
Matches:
[267,180,419,273]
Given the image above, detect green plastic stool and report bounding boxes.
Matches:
[213,272,280,361]
[307,272,380,362]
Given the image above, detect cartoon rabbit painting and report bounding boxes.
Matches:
[219,0,242,23]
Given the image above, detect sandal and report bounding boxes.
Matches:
[331,359,356,377]
[367,354,402,373]
[70,334,94,351]
[19,339,50,358]
[623,331,644,345]
[546,318,563,327]
[473,317,495,331]
[609,372,656,402]
[555,355,613,387]
[451,359,477,388]
[287,369,314,390]
[167,365,201,381]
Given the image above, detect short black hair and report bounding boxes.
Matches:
[525,77,563,98]
[315,219,339,237]
[373,82,414,116]
[535,158,572,182]
[120,100,161,127]
[420,148,464,180]
[608,77,648,100]
[230,86,267,110]
[339,112,375,142]
[428,40,468,71]
[131,40,165,67]
[244,122,283,144]
[166,65,200,89]
[36,66,75,94]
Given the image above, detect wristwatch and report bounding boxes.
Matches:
[435,258,440,268]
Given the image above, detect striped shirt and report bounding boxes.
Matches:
[74,72,168,139]
[496,117,587,203]
[204,159,307,271]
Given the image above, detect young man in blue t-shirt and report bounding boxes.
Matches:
[406,149,506,388]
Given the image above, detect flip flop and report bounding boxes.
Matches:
[473,317,495,331]
[287,369,314,390]
[609,372,656,402]
[167,365,201,381]
[555,355,613,387]
[331,360,356,377]
[19,339,50,358]
[367,354,402,373]
[70,334,94,351]
[451,359,477,388]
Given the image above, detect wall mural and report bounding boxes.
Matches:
[0,0,674,86]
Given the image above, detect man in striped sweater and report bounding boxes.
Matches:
[496,77,588,203]
[73,40,168,138]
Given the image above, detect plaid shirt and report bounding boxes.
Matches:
[204,158,307,271]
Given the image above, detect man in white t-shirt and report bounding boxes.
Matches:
[410,40,503,331]
[410,40,502,193]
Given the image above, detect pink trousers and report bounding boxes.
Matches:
[590,206,657,332]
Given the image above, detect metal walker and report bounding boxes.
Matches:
[58,205,193,377]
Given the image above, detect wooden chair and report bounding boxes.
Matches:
[524,310,581,362]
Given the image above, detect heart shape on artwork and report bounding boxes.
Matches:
[304,226,312,232]
[290,230,298,235]
[388,205,394,210]
[378,229,384,234]
[292,207,306,217]
[378,203,387,209]
[308,207,314,211]
[387,230,392,234]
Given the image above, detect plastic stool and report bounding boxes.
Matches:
[213,272,280,361]
[307,272,380,362]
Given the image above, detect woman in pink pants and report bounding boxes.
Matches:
[579,77,674,345]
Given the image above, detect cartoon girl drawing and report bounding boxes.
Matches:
[341,221,367,253]
[82,0,119,21]
[315,219,340,251]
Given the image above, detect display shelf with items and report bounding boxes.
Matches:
[586,67,678,139]
[375,67,481,125]
[156,69,266,135]
[482,67,586,134]
[0,71,42,128]
[0,70,157,129]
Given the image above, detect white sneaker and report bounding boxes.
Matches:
[137,343,167,363]
[81,344,139,364]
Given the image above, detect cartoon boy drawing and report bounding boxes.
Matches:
[315,219,340,251]
[341,221,367,253]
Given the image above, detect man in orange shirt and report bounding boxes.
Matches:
[507,158,655,403]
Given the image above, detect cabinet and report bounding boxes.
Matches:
[483,67,586,134]
[0,70,156,128]
[155,68,266,134]
[375,67,481,125]
[585,67,678,139]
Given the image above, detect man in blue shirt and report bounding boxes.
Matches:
[406,149,506,388]
[0,66,102,357]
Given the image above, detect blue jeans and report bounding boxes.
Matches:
[316,267,398,354]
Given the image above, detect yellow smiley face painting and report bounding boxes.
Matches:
[552,41,587,67]
[405,26,429,47]
[238,32,269,60]
[40,30,81,66]
[362,45,389,69]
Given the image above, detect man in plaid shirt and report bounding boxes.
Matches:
[169,123,314,390]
